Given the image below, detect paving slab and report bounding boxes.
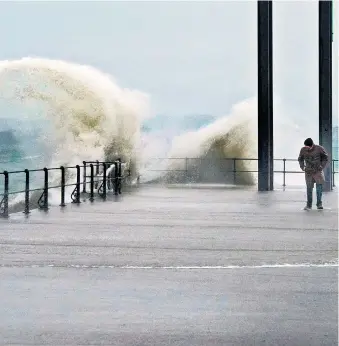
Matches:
[0,186,338,345]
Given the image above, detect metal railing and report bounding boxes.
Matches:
[0,160,128,218]
[140,157,338,187]
[0,157,337,218]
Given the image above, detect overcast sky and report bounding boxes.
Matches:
[0,1,337,129]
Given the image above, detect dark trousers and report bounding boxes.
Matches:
[306,184,323,206]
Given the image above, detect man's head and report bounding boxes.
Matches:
[304,138,314,147]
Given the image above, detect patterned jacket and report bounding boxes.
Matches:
[298,145,329,173]
[298,145,329,185]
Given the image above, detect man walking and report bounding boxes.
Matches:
[298,138,329,210]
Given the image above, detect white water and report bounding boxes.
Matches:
[161,97,304,185]
[0,57,150,170]
[0,57,305,208]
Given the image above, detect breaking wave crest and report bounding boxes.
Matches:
[161,99,257,185]
[0,57,150,174]
[0,57,151,209]
[0,57,303,210]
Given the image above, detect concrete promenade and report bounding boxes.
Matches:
[0,186,338,345]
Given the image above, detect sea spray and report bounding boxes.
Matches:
[0,57,151,209]
[0,57,150,168]
[0,57,305,212]
[163,97,304,186]
[162,103,256,184]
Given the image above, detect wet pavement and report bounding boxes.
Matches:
[0,186,338,345]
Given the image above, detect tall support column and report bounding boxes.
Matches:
[319,0,333,191]
[268,1,274,191]
[258,0,273,191]
[333,1,338,133]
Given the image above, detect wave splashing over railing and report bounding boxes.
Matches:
[157,99,257,185]
[0,58,310,200]
[0,57,150,181]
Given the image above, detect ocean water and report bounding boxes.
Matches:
[0,57,337,207]
[0,114,216,194]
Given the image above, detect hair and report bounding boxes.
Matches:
[304,138,314,147]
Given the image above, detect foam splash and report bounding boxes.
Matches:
[162,98,257,184]
[0,57,153,209]
[0,57,151,174]
[0,57,305,210]
[160,97,304,185]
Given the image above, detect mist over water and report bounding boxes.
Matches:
[0,57,309,208]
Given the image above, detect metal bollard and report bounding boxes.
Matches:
[24,169,30,214]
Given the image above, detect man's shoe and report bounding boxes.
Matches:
[304,204,312,210]
[317,203,323,210]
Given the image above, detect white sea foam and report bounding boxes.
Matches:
[0,57,305,209]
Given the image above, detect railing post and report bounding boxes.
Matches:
[114,161,119,195]
[24,169,30,215]
[102,162,107,199]
[283,159,286,187]
[96,160,100,175]
[198,158,202,181]
[332,159,335,187]
[1,171,9,218]
[233,158,237,184]
[40,168,49,210]
[185,157,189,183]
[75,165,81,204]
[60,166,66,207]
[118,158,122,194]
[90,164,94,202]
[82,161,87,193]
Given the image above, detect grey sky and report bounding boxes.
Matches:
[0,1,337,128]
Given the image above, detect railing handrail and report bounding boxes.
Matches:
[0,157,337,218]
[140,157,338,188]
[0,160,123,175]
[0,160,127,218]
[1,157,337,174]
[151,157,339,161]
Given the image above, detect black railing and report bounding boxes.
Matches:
[0,160,127,218]
[0,157,337,218]
[140,157,339,187]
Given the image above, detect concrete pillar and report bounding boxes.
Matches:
[257,0,274,191]
[319,0,333,191]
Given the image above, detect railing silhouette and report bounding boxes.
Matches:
[0,160,127,218]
